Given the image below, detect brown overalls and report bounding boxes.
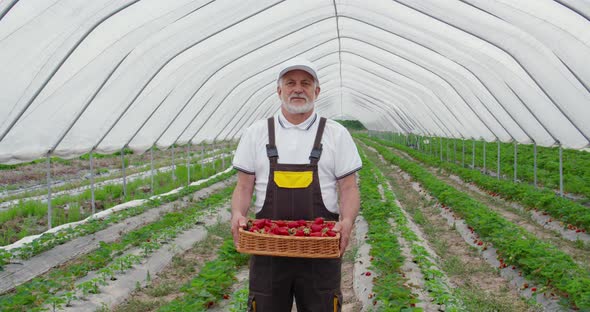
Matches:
[248,117,342,312]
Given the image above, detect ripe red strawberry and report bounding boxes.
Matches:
[275,220,288,227]
[310,232,323,237]
[274,227,289,236]
[365,272,372,276]
[287,221,300,228]
[223,294,230,299]
[303,228,311,236]
[294,229,305,236]
[311,224,323,233]
[313,217,324,225]
[531,287,537,292]
[325,230,337,237]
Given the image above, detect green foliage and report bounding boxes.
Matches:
[360,135,590,310]
[157,240,249,312]
[335,119,367,131]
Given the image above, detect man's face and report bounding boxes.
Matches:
[277,70,320,114]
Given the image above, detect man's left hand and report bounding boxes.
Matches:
[332,219,354,257]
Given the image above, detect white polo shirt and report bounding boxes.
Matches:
[233,111,362,214]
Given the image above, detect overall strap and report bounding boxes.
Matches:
[309,117,327,165]
[266,117,278,164]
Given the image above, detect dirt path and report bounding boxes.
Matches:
[362,144,537,312]
[0,177,235,294]
[387,146,590,270]
[113,219,235,312]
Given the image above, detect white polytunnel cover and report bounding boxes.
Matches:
[0,0,589,164]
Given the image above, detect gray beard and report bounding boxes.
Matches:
[282,100,314,114]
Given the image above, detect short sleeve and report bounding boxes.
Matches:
[334,127,362,179]
[232,126,256,174]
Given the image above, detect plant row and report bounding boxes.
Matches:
[367,135,590,233]
[0,145,235,204]
[390,133,590,200]
[359,136,590,310]
[360,148,464,311]
[357,151,419,310]
[0,169,236,271]
[360,149,464,311]
[0,153,233,246]
[0,182,236,312]
[157,239,249,311]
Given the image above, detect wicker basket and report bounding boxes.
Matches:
[237,227,340,259]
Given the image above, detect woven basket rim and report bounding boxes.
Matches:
[238,227,340,239]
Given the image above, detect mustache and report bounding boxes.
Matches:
[288,93,309,101]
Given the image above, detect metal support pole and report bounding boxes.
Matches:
[201,144,205,176]
[453,139,457,164]
[514,142,518,182]
[121,148,127,198]
[171,145,176,181]
[462,140,465,167]
[212,141,216,172]
[150,146,154,195]
[186,144,191,186]
[222,141,226,170]
[483,142,487,173]
[559,144,564,197]
[533,142,537,188]
[446,140,450,162]
[440,138,443,161]
[90,151,95,214]
[47,154,52,230]
[497,141,501,180]
[472,140,475,169]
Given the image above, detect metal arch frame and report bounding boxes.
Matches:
[341,58,457,138]
[338,15,544,144]
[323,86,412,133]
[334,77,431,135]
[169,37,339,146]
[460,0,590,95]
[331,0,344,117]
[48,53,131,154]
[340,44,471,138]
[392,0,590,145]
[336,87,414,133]
[137,18,338,150]
[552,0,590,22]
[317,93,403,132]
[29,0,219,155]
[89,0,289,151]
[0,0,19,21]
[338,36,503,142]
[0,0,142,143]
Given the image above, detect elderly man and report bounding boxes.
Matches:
[231,57,361,312]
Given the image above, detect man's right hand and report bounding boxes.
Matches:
[231,213,248,248]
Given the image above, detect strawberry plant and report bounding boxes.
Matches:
[360,136,590,310]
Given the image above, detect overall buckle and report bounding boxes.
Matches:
[266,144,278,158]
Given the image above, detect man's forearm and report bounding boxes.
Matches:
[231,172,255,218]
[338,174,360,224]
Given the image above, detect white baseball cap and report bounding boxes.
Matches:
[277,57,319,85]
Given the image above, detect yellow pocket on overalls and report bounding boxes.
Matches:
[273,171,313,188]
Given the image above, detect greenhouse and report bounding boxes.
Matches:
[0,0,589,311]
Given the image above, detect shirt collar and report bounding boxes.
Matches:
[278,111,318,130]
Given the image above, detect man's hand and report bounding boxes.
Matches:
[231,213,248,248]
[332,218,354,256]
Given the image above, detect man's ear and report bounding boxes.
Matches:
[315,86,321,97]
[277,85,282,97]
